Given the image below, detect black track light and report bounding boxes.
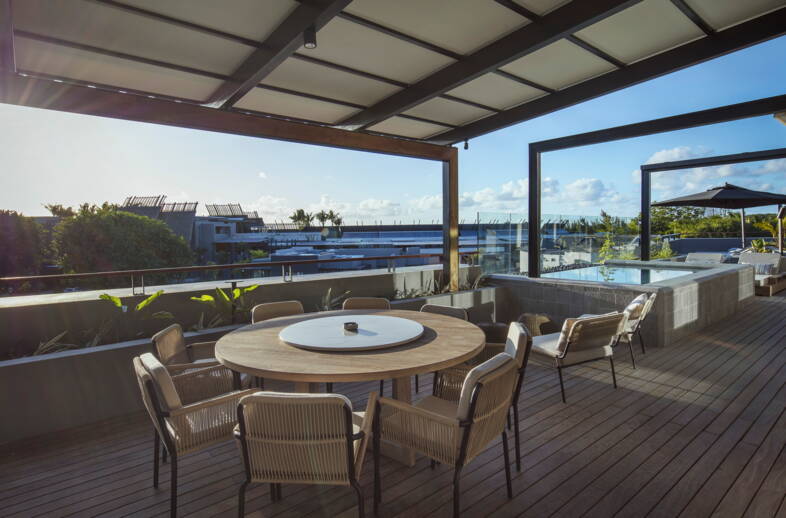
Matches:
[304,26,317,49]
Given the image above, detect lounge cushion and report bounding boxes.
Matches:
[531,333,612,366]
[139,352,182,412]
[503,322,530,368]
[457,353,514,420]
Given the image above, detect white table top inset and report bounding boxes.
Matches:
[279,314,425,351]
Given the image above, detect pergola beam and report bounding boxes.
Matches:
[0,72,452,160]
[0,0,14,72]
[205,0,351,109]
[526,94,786,276]
[431,7,786,145]
[336,0,640,130]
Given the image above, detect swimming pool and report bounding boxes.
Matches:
[541,265,697,285]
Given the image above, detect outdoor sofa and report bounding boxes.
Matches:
[739,252,786,296]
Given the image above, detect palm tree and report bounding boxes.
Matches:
[289,209,314,230]
[315,210,330,227]
[326,210,342,227]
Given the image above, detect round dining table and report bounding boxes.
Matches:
[215,308,485,465]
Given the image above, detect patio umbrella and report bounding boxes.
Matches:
[652,183,786,249]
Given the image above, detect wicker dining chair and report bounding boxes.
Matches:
[133,353,255,518]
[412,304,470,393]
[342,297,391,310]
[373,353,519,518]
[531,312,627,403]
[249,300,305,389]
[235,391,377,518]
[433,322,533,471]
[251,300,304,323]
[342,297,391,394]
[152,323,218,370]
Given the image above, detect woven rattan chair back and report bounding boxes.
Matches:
[461,355,519,463]
[420,304,468,321]
[152,324,189,365]
[237,392,357,485]
[565,313,626,355]
[342,297,391,310]
[251,300,304,323]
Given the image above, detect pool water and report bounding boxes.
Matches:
[541,265,696,285]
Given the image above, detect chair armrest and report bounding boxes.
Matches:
[165,360,221,374]
[378,396,457,428]
[186,341,216,361]
[353,391,378,477]
[170,388,257,417]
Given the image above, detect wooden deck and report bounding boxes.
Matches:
[1,293,785,517]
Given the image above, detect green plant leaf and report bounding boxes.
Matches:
[135,290,164,312]
[99,293,123,308]
[151,311,174,320]
[190,294,215,303]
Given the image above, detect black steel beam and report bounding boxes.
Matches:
[0,0,14,72]
[639,147,786,260]
[670,0,715,36]
[429,7,786,145]
[494,0,626,68]
[336,0,640,130]
[528,146,541,277]
[641,147,786,173]
[535,94,786,153]
[206,0,351,109]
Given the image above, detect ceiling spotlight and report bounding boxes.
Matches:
[304,26,317,49]
[464,139,469,150]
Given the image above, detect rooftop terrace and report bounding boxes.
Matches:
[2,292,784,517]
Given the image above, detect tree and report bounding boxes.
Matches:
[327,209,342,226]
[0,210,44,276]
[45,204,76,218]
[289,209,314,230]
[52,204,193,274]
[315,210,330,227]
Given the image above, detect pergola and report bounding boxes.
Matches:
[1,0,785,288]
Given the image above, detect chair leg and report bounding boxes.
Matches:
[351,479,365,518]
[610,357,618,389]
[153,431,160,488]
[432,372,438,395]
[162,439,168,464]
[379,380,384,397]
[501,431,513,499]
[453,467,463,518]
[627,337,636,369]
[276,484,283,501]
[373,419,381,515]
[415,374,419,393]
[326,383,333,392]
[506,408,512,430]
[638,329,646,355]
[269,483,277,502]
[557,367,566,403]
[238,481,249,517]
[170,454,178,518]
[513,404,521,472]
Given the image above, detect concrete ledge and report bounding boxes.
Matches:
[486,261,754,348]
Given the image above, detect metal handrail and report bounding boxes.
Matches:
[0,252,479,283]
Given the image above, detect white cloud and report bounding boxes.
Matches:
[562,178,625,206]
[409,194,442,211]
[245,194,291,222]
[258,172,267,180]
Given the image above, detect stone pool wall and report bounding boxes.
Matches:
[486,260,754,348]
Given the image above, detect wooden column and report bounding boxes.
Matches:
[442,148,459,291]
[0,0,14,73]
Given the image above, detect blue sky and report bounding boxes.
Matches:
[1,35,785,223]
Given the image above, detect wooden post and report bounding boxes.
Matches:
[442,148,459,291]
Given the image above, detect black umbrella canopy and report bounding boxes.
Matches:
[652,183,786,209]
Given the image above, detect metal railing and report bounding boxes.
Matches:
[0,252,479,296]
